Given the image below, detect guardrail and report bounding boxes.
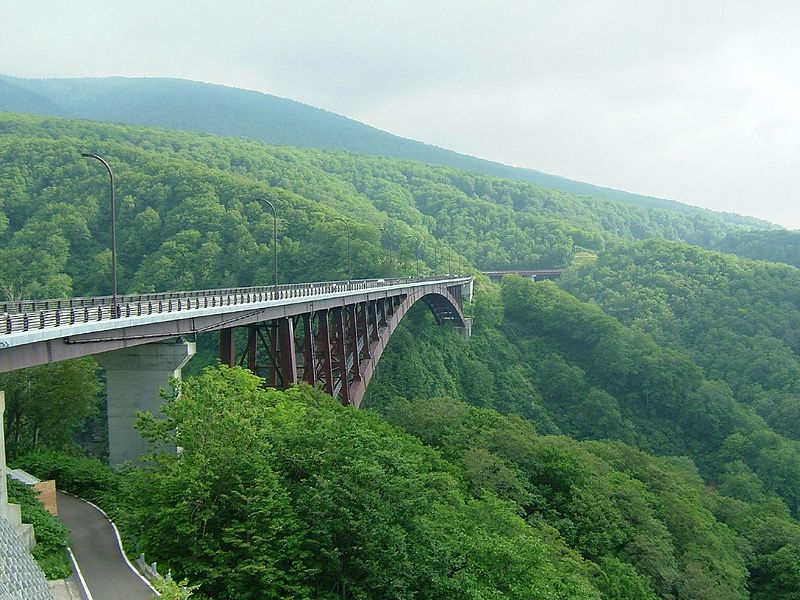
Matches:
[1,276,469,336]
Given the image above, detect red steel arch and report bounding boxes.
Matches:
[223,284,469,408]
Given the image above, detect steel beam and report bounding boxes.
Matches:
[369,300,380,342]
[349,304,361,381]
[332,307,350,405]
[277,317,298,386]
[247,324,257,374]
[301,312,316,385]
[379,298,387,326]
[220,327,236,367]
[316,309,334,396]
[360,302,371,359]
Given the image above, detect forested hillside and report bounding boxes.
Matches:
[364,275,800,599]
[713,229,800,267]
[0,75,774,224]
[3,112,800,598]
[0,113,772,300]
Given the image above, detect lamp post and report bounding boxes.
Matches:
[382,226,396,278]
[81,153,118,318]
[256,198,278,290]
[334,217,352,282]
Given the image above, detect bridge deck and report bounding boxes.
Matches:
[0,276,472,373]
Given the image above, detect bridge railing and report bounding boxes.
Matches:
[1,276,469,336]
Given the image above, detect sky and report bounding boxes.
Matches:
[3,1,799,228]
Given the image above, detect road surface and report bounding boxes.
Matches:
[57,491,155,600]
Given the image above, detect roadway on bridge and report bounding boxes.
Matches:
[57,491,155,599]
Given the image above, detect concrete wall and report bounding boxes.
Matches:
[0,391,6,518]
[98,340,195,466]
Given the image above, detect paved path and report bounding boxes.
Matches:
[56,492,155,600]
[49,579,81,599]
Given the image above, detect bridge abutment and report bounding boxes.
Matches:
[99,339,195,466]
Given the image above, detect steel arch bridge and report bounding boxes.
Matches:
[1,276,473,409]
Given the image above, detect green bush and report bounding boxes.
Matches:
[12,450,120,506]
[7,478,71,579]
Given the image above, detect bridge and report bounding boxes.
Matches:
[1,276,473,464]
[482,269,562,282]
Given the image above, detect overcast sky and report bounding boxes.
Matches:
[3,1,799,228]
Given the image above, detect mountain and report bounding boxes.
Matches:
[0,74,771,228]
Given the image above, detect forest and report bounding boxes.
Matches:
[2,112,800,598]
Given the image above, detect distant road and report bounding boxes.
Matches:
[482,269,563,281]
[57,491,155,600]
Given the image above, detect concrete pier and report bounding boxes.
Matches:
[99,340,195,466]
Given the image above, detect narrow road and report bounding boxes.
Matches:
[56,491,155,600]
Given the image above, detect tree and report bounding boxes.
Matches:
[1,358,101,457]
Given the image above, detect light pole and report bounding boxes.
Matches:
[82,153,118,318]
[256,198,278,290]
[334,217,352,282]
[382,226,396,278]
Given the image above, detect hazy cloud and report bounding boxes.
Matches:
[4,0,799,226]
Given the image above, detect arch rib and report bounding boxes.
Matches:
[345,286,466,408]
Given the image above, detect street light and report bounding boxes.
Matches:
[256,198,278,290]
[382,226,395,278]
[81,153,118,318]
[334,217,352,282]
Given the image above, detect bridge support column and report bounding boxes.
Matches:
[359,303,371,359]
[369,300,380,342]
[220,327,236,367]
[301,313,317,385]
[349,305,361,381]
[457,316,473,340]
[317,310,334,395]
[99,339,196,466]
[277,317,298,386]
[332,307,351,405]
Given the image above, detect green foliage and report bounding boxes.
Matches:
[119,366,608,599]
[6,479,71,579]
[368,275,800,597]
[0,112,772,306]
[380,396,749,599]
[13,450,120,506]
[561,240,800,514]
[714,229,800,267]
[0,358,102,459]
[153,576,199,599]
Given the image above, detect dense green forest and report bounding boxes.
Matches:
[0,75,776,223]
[0,113,774,300]
[2,112,800,598]
[713,229,800,268]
